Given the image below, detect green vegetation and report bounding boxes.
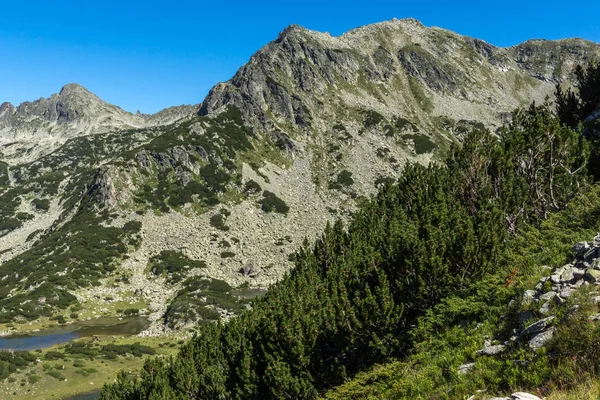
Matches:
[325,183,600,399]
[363,109,384,128]
[164,277,250,328]
[556,61,600,181]
[329,169,355,190]
[65,341,156,360]
[0,161,9,187]
[259,190,289,214]
[402,133,437,154]
[243,179,262,195]
[101,93,591,399]
[210,210,230,231]
[556,61,600,129]
[0,351,37,380]
[128,105,277,213]
[408,76,434,112]
[0,180,142,322]
[31,198,50,211]
[147,250,206,284]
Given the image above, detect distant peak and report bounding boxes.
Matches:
[399,17,424,26]
[1,102,14,111]
[276,24,307,41]
[59,83,92,96]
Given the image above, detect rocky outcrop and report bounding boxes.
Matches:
[90,167,117,207]
[461,235,600,382]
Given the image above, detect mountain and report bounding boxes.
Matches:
[0,83,197,164]
[99,54,600,399]
[0,18,598,339]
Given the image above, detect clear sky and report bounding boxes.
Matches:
[1,0,598,114]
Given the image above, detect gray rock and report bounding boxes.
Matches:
[573,241,590,256]
[511,392,542,400]
[521,316,554,337]
[529,326,556,350]
[560,267,575,283]
[573,267,585,279]
[538,301,552,315]
[559,287,575,298]
[238,262,254,276]
[585,268,600,282]
[553,295,566,305]
[522,290,537,305]
[458,362,475,375]
[477,344,506,356]
[539,291,556,301]
[572,279,585,288]
[583,247,598,263]
[550,274,561,284]
[591,295,600,304]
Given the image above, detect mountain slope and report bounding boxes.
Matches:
[0,19,598,338]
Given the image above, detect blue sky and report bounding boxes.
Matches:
[1,1,598,114]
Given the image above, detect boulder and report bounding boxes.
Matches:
[522,290,537,305]
[521,316,554,337]
[585,268,600,282]
[559,287,575,298]
[538,301,552,316]
[573,267,586,279]
[573,241,590,256]
[511,392,542,400]
[539,291,556,301]
[583,247,598,263]
[529,326,556,350]
[458,362,475,375]
[560,267,575,283]
[477,344,506,356]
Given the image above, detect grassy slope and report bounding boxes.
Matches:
[322,183,600,400]
[0,336,179,400]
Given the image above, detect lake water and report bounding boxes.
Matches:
[230,288,267,299]
[64,390,100,400]
[0,316,150,351]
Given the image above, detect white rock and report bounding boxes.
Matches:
[511,392,541,400]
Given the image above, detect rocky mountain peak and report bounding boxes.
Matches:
[58,82,101,100]
[275,24,308,42]
[0,101,14,117]
[0,84,197,164]
[0,101,14,111]
[199,19,599,141]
